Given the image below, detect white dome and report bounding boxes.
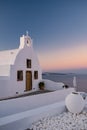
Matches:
[65,92,85,114]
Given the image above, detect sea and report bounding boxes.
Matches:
[42,73,87,93]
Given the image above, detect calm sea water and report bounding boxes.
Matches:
[42,73,87,93]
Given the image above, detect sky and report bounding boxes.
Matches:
[0,0,87,73]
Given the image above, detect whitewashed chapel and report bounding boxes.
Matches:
[0,33,42,98]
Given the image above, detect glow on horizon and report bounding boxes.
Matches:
[38,44,87,72]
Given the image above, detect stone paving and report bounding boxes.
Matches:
[31,104,87,130]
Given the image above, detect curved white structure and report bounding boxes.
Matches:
[65,92,85,114]
[0,33,42,98]
[0,33,64,99]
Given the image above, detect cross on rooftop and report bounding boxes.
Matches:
[26,31,28,36]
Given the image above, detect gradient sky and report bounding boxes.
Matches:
[0,0,87,73]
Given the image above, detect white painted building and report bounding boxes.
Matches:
[0,33,42,98]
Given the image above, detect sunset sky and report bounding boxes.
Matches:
[0,0,87,73]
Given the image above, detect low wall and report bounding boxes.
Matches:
[43,79,64,90]
[0,101,66,130]
[0,80,10,98]
[0,88,74,117]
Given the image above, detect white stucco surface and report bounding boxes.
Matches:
[0,49,19,65]
[43,79,64,90]
[0,65,10,76]
[0,88,74,117]
[0,101,66,130]
[0,34,42,98]
[0,86,74,129]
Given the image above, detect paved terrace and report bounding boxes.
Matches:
[0,90,53,101]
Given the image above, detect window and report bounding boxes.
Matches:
[34,71,38,79]
[17,71,23,81]
[26,59,31,68]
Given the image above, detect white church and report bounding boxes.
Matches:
[0,32,65,99]
[0,33,42,98]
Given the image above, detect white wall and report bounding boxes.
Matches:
[0,101,66,130]
[43,79,64,90]
[0,35,42,98]
[0,88,74,130]
[0,88,74,129]
[0,79,12,98]
[0,88,74,117]
[8,46,42,97]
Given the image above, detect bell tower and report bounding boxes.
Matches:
[19,31,32,49]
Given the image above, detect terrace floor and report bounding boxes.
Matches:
[0,90,53,101]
